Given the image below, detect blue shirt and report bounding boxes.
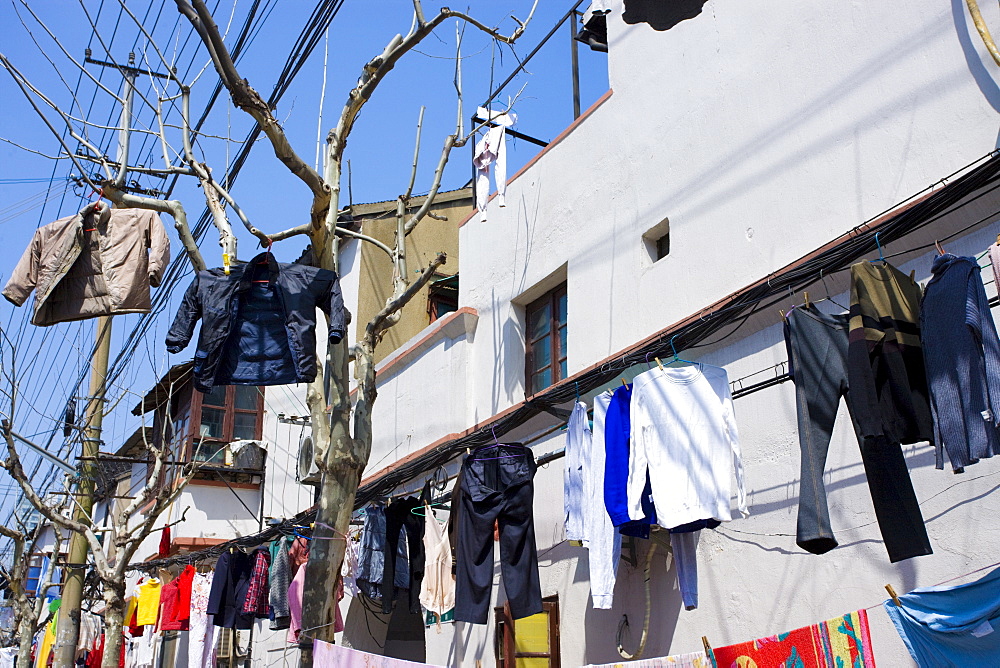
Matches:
[884,566,1000,667]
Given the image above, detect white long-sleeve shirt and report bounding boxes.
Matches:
[627,364,748,528]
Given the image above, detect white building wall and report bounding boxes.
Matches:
[331,1,1000,667]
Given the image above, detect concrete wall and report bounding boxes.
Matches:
[354,189,471,364]
[331,1,1000,666]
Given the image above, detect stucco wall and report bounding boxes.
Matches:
[354,189,471,365]
[331,1,1000,666]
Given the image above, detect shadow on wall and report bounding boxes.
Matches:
[623,0,709,31]
[949,0,1000,124]
[582,538,685,664]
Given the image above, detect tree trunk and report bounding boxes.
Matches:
[299,334,365,666]
[16,611,34,668]
[101,586,126,668]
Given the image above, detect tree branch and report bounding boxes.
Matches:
[365,252,447,344]
[178,0,328,200]
[101,184,206,271]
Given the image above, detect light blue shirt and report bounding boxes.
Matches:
[884,566,1000,667]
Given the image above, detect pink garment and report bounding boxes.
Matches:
[989,244,1000,291]
[289,565,343,644]
[313,639,445,667]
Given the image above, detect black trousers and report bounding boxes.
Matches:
[381,496,425,614]
[786,307,932,562]
[455,443,542,624]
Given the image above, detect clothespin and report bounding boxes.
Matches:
[885,584,902,607]
[621,378,629,388]
[779,309,786,321]
[803,292,810,309]
[909,270,916,282]
[935,239,945,255]
[996,232,1000,246]
[654,357,665,371]
[701,636,715,663]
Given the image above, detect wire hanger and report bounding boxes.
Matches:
[470,426,525,460]
[664,334,696,367]
[869,231,886,265]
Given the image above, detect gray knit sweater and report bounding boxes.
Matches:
[921,254,1000,470]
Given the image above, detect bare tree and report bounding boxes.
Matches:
[0,522,63,667]
[0,333,212,668]
[2,1,537,664]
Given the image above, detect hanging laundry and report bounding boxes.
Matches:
[3,203,170,327]
[455,443,542,624]
[207,549,254,629]
[583,651,711,668]
[34,599,59,668]
[0,647,14,668]
[921,254,1000,471]
[158,526,171,558]
[603,383,657,538]
[356,504,388,600]
[269,538,292,630]
[242,546,271,617]
[286,561,347,643]
[165,251,346,393]
[381,497,426,614]
[342,528,360,598]
[83,634,103,668]
[627,364,747,527]
[131,626,160,668]
[313,639,445,667]
[159,572,189,632]
[188,570,218,668]
[473,106,516,222]
[135,577,162,627]
[419,503,455,624]
[288,535,310,577]
[713,609,876,667]
[884,566,1000,667]
[848,260,934,444]
[588,391,622,609]
[564,400,590,543]
[785,306,932,562]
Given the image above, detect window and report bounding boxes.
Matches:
[525,285,567,395]
[428,273,459,322]
[191,386,265,464]
[495,597,561,668]
[642,217,670,264]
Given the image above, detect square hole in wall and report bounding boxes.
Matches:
[642,217,670,264]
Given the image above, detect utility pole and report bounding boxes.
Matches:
[51,52,140,665]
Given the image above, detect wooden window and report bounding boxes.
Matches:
[428,273,459,323]
[495,597,561,668]
[188,386,265,464]
[525,285,568,395]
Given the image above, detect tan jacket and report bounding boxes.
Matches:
[2,202,170,326]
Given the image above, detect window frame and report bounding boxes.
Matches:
[524,284,568,396]
[186,386,265,462]
[427,273,459,323]
[495,596,561,668]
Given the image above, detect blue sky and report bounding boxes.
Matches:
[0,0,609,539]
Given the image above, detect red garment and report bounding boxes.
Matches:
[174,564,195,622]
[242,548,271,616]
[159,578,189,631]
[158,527,171,557]
[85,634,104,668]
[288,536,309,577]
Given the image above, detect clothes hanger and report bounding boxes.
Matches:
[818,269,848,310]
[253,238,274,284]
[664,334,696,367]
[84,188,103,232]
[869,231,887,265]
[469,426,526,460]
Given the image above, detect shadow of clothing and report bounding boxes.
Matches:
[623,0,709,31]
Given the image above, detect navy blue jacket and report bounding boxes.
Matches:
[166,252,346,392]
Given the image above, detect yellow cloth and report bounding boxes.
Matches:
[135,578,162,626]
[35,609,58,668]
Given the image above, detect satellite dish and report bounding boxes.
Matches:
[297,432,320,485]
